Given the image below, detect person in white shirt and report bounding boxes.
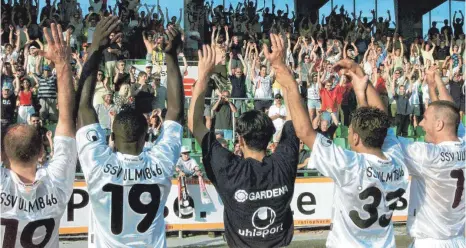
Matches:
[383,66,465,248]
[268,94,287,143]
[262,34,408,248]
[176,146,201,177]
[0,23,77,248]
[251,64,274,112]
[76,17,184,248]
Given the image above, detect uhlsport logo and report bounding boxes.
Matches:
[252,207,276,230]
[234,190,248,203]
[86,130,99,142]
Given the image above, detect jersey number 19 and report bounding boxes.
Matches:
[103,183,161,235]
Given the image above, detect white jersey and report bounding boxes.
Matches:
[176,158,199,176]
[76,121,182,248]
[307,134,408,248]
[1,137,77,248]
[382,125,466,241]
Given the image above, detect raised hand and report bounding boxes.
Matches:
[163,26,182,55]
[46,130,53,140]
[197,45,216,83]
[263,33,285,67]
[90,15,121,52]
[425,65,441,88]
[38,24,71,67]
[333,59,365,82]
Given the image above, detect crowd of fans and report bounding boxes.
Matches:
[1,0,465,167]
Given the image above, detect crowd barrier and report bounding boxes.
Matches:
[59,178,410,234]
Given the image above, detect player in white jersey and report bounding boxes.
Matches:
[1,24,77,247]
[383,66,466,248]
[261,35,408,247]
[75,17,184,248]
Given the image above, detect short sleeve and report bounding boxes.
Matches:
[150,120,183,167]
[272,121,299,173]
[201,131,235,186]
[76,123,112,176]
[307,133,359,186]
[46,136,78,200]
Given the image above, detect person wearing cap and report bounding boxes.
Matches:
[268,93,287,144]
[25,43,41,75]
[31,65,58,123]
[1,85,16,130]
[176,146,201,178]
[95,90,116,137]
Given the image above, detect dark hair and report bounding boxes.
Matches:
[430,100,460,132]
[236,110,275,152]
[260,65,267,70]
[30,113,40,119]
[350,107,390,149]
[112,109,148,142]
[4,124,43,163]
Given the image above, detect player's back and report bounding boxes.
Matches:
[1,136,77,248]
[385,133,465,240]
[308,134,409,248]
[77,121,182,248]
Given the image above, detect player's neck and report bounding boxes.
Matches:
[242,149,266,162]
[10,162,37,184]
[355,147,387,160]
[115,142,142,156]
[433,133,460,144]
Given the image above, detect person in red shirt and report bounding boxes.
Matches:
[16,78,35,124]
[373,68,389,111]
[319,75,346,125]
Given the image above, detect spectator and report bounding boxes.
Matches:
[233,140,243,157]
[31,65,57,123]
[449,72,465,117]
[1,85,16,130]
[312,111,337,139]
[113,83,135,112]
[228,55,247,115]
[176,146,201,177]
[16,77,34,124]
[93,70,109,108]
[251,65,274,112]
[453,11,464,38]
[268,94,287,143]
[307,71,321,121]
[391,83,411,137]
[151,74,167,111]
[132,71,155,114]
[428,21,440,38]
[95,90,116,136]
[213,90,237,140]
[113,60,129,92]
[2,62,15,94]
[29,113,53,159]
[297,140,310,169]
[319,76,344,126]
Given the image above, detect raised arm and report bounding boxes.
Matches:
[188,45,216,144]
[264,34,316,148]
[335,59,387,113]
[426,66,454,103]
[164,27,184,124]
[77,16,120,129]
[39,24,76,137]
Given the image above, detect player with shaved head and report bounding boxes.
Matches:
[383,66,465,247]
[1,24,77,247]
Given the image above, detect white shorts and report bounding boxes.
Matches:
[409,236,466,248]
